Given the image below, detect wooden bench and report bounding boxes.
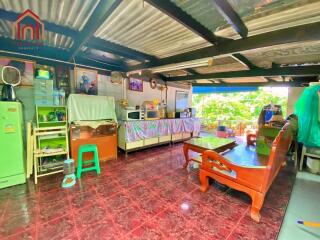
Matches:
[199,124,293,222]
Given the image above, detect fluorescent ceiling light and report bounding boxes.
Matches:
[151,58,213,73]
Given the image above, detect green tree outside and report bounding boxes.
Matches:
[192,87,288,130]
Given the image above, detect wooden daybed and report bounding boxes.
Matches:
[199,124,293,222]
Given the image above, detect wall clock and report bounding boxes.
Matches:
[111,71,124,84]
[150,79,157,89]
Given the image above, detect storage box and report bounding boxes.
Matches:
[307,157,320,174]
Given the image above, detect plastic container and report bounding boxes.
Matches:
[307,157,320,174]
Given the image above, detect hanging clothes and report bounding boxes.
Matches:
[294,85,320,147]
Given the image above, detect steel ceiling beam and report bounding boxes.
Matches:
[79,50,127,68]
[145,0,227,45]
[231,53,276,82]
[69,0,122,60]
[0,50,113,75]
[185,68,199,75]
[128,21,320,71]
[86,37,157,62]
[231,53,257,69]
[167,65,320,81]
[211,0,248,38]
[0,37,125,71]
[0,37,70,61]
[192,80,312,87]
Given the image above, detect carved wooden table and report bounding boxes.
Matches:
[183,137,236,168]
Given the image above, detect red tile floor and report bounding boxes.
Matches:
[0,143,295,240]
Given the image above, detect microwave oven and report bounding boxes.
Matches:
[144,110,160,120]
[121,109,141,121]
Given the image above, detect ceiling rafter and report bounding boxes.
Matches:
[231,53,257,69]
[0,37,125,72]
[77,51,127,69]
[128,21,320,71]
[192,80,313,87]
[211,0,248,38]
[69,0,122,60]
[185,68,199,75]
[167,65,320,82]
[86,37,157,63]
[144,0,228,45]
[231,53,276,82]
[0,50,112,75]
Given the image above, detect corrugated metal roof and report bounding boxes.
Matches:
[217,0,320,39]
[45,32,73,49]
[242,41,320,68]
[0,19,12,37]
[0,0,100,31]
[0,19,73,49]
[227,0,295,18]
[170,0,227,33]
[94,0,211,58]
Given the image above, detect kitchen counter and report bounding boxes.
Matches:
[118,118,201,154]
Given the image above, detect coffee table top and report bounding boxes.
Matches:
[185,136,236,151]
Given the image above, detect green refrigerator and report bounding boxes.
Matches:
[0,101,26,188]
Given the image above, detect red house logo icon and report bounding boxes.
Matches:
[12,9,45,41]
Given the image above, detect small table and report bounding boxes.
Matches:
[183,137,237,168]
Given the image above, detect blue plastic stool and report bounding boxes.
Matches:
[76,144,100,179]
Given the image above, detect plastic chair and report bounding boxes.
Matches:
[76,144,100,178]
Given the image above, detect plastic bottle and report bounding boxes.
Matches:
[59,89,65,106]
[53,89,59,106]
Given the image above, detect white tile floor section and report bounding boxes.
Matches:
[278,172,320,240]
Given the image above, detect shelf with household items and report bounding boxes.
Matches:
[33,126,69,184]
[35,105,67,128]
[33,105,69,184]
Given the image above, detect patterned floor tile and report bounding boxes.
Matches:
[74,202,108,229]
[38,199,70,223]
[136,195,168,218]
[193,212,237,239]
[6,227,36,240]
[228,214,280,240]
[78,217,122,240]
[70,189,99,209]
[127,183,155,201]
[37,214,76,240]
[154,207,189,238]
[0,144,295,240]
[0,210,37,237]
[104,192,134,214]
[128,219,165,240]
[112,205,146,234]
